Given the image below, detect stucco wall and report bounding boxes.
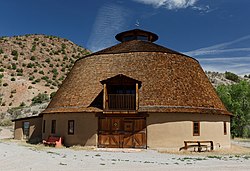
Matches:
[42,113,97,147]
[147,113,231,150]
[14,117,42,142]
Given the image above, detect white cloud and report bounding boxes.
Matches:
[185,35,250,56]
[132,0,198,9]
[183,35,250,75]
[87,4,131,52]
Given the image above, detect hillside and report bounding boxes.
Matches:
[0,34,90,119]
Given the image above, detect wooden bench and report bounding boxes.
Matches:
[42,136,63,147]
[179,140,214,152]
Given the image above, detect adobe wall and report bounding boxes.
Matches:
[14,117,42,142]
[147,113,231,150]
[42,113,97,147]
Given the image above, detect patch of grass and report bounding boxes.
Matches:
[207,156,222,160]
[243,155,250,160]
[95,154,101,157]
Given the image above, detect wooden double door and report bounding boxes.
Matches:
[98,117,146,148]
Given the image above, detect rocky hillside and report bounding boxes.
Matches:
[0,34,90,120]
[205,71,250,87]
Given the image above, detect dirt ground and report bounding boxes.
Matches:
[0,127,250,171]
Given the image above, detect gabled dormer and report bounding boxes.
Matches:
[100,74,142,112]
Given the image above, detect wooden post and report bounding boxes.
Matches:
[136,83,139,110]
[103,84,107,110]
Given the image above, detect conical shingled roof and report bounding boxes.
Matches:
[43,30,230,115]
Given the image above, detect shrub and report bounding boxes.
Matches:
[0,48,3,54]
[225,71,239,82]
[0,119,12,126]
[11,77,15,81]
[27,63,34,68]
[41,76,49,80]
[13,56,18,61]
[19,102,26,107]
[35,79,41,83]
[31,45,36,52]
[45,58,50,63]
[30,56,36,61]
[50,92,56,99]
[61,43,66,50]
[11,89,17,93]
[29,76,35,80]
[0,74,3,79]
[52,68,58,75]
[59,76,65,81]
[11,50,18,57]
[16,68,23,73]
[39,70,44,75]
[0,68,4,72]
[28,86,32,89]
[32,93,49,104]
[42,43,46,46]
[11,63,17,70]
[3,83,8,86]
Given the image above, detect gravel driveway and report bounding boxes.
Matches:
[0,140,250,171]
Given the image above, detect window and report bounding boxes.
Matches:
[51,120,56,134]
[193,121,200,136]
[224,122,227,135]
[23,121,30,138]
[43,120,46,133]
[68,120,74,135]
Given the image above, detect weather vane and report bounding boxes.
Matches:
[135,20,140,27]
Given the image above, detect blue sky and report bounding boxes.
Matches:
[0,0,250,75]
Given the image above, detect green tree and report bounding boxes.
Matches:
[225,71,240,82]
[31,93,49,105]
[216,81,250,137]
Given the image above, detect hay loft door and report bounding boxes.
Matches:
[98,117,146,148]
[100,74,141,112]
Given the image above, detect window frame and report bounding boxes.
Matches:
[22,121,30,138]
[43,120,46,133]
[224,122,227,135]
[68,120,75,135]
[193,121,200,136]
[51,120,56,134]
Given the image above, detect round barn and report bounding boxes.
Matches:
[13,29,231,150]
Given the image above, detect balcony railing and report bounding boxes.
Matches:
[108,94,136,110]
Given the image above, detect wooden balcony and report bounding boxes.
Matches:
[108,94,136,110]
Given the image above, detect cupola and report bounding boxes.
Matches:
[115,29,158,43]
